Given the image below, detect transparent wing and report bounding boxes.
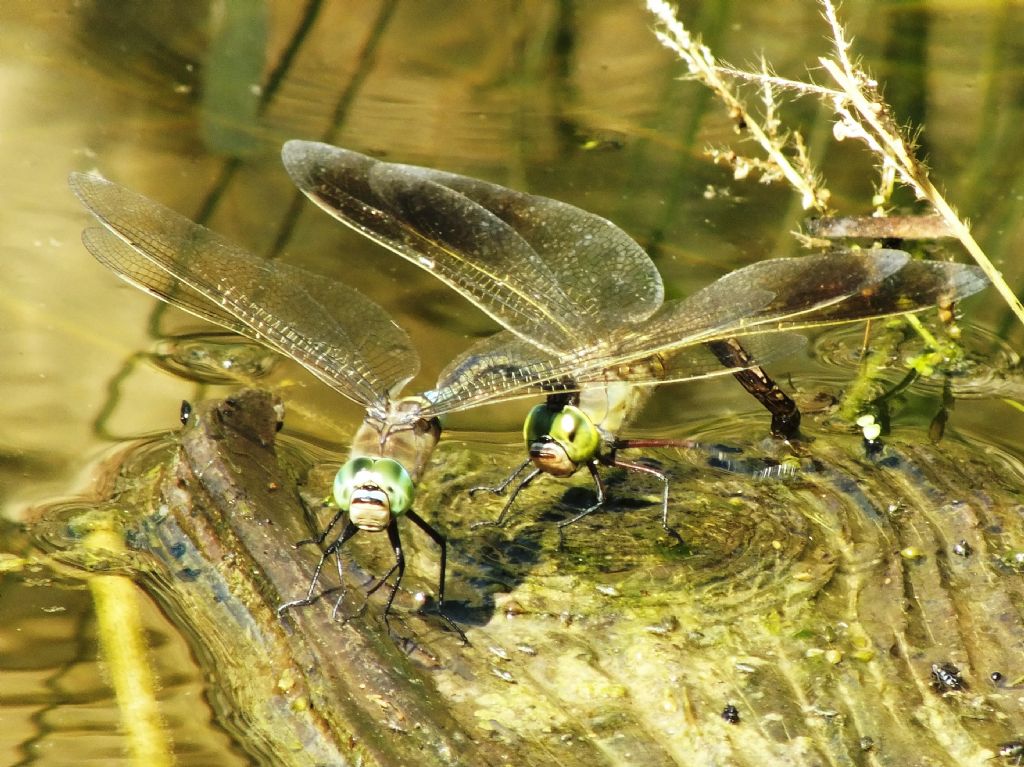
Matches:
[425,281,779,414]
[422,251,987,415]
[433,328,807,401]
[83,227,263,333]
[281,140,664,353]
[631,253,987,356]
[71,173,417,411]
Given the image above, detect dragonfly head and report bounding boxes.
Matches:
[333,456,414,532]
[524,402,601,477]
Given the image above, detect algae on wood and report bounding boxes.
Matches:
[32,389,1024,765]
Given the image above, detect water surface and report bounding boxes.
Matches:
[2,2,1023,764]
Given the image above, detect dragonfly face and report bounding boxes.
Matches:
[333,456,414,531]
[524,401,601,477]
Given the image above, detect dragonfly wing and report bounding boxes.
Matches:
[281,141,663,351]
[433,325,807,393]
[83,227,414,392]
[572,252,986,377]
[761,258,989,332]
[423,260,772,415]
[423,331,561,415]
[586,255,987,386]
[423,250,988,414]
[423,327,808,417]
[83,226,270,336]
[680,249,909,328]
[70,173,416,410]
[434,330,558,392]
[422,275,778,415]
[575,333,810,388]
[386,162,666,330]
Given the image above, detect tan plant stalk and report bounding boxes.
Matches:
[646,0,830,213]
[817,0,1023,328]
[648,0,1023,328]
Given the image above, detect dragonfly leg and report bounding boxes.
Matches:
[330,535,346,613]
[471,466,544,529]
[295,503,344,548]
[378,521,406,639]
[406,509,468,644]
[469,457,533,496]
[611,456,685,545]
[334,530,402,625]
[556,462,608,547]
[612,437,698,451]
[278,519,358,617]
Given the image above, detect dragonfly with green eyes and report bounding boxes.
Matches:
[70,172,477,640]
[282,140,988,540]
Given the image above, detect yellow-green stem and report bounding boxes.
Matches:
[86,525,174,767]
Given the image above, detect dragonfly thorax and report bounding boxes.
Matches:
[524,402,601,477]
[351,395,441,484]
[333,456,414,531]
[577,381,653,436]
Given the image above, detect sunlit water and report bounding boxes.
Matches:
[2,1,1024,764]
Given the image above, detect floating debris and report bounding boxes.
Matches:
[952,540,973,557]
[931,662,966,692]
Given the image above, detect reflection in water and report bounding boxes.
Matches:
[1,506,248,766]
[151,334,280,386]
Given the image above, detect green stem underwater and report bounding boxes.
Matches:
[85,524,174,767]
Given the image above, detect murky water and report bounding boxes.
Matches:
[2,1,1024,764]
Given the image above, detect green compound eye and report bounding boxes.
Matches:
[524,404,558,445]
[524,403,601,465]
[333,456,415,515]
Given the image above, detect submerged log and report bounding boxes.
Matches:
[46,389,1024,766]
[144,389,513,766]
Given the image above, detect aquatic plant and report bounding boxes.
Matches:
[647,0,1022,329]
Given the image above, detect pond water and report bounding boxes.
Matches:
[2,1,1024,765]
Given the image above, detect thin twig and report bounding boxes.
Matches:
[647,0,831,212]
[714,65,840,99]
[818,0,1024,328]
[647,0,1023,329]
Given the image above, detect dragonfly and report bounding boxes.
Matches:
[69,172,474,641]
[281,140,988,539]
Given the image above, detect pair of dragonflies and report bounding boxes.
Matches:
[70,142,987,640]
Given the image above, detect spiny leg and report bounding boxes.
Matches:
[380,520,407,638]
[471,466,543,529]
[295,504,344,548]
[556,461,608,547]
[469,457,532,497]
[554,454,685,546]
[278,519,358,617]
[612,436,697,451]
[612,456,684,545]
[335,527,402,623]
[406,509,468,643]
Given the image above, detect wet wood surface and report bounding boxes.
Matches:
[73,389,1024,766]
